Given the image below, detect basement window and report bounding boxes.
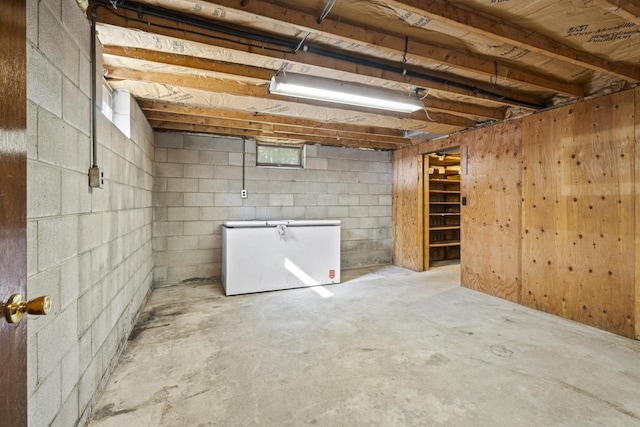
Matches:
[256,144,305,168]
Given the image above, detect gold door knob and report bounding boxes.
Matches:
[3,294,51,324]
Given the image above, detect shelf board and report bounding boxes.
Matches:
[430,226,461,231]
[429,241,461,248]
[429,213,460,216]
[429,202,460,205]
[429,179,460,183]
[429,190,461,194]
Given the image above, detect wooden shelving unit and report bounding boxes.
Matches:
[424,152,461,268]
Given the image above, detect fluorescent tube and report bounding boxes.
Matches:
[269,75,423,113]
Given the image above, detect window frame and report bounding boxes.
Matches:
[256,143,306,169]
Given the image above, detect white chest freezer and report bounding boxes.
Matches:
[222,220,341,295]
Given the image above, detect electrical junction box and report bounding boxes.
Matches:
[89,167,104,188]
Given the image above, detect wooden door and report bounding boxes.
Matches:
[0,0,28,424]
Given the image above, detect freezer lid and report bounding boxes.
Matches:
[223,219,341,228]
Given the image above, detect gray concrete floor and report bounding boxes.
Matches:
[87,265,640,426]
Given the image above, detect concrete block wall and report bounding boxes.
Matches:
[26,1,154,426]
[153,132,393,285]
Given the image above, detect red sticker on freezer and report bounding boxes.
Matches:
[329,270,335,279]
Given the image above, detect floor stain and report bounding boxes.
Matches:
[91,404,136,421]
[490,345,514,357]
[558,380,640,421]
[128,303,190,341]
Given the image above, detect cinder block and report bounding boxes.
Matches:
[378,195,392,206]
[51,388,79,427]
[61,170,91,215]
[27,101,38,160]
[199,179,229,193]
[152,237,167,252]
[28,363,61,427]
[154,132,184,148]
[60,342,79,403]
[167,236,199,251]
[305,182,328,194]
[184,193,214,207]
[213,165,242,180]
[154,148,167,163]
[228,206,256,220]
[153,266,168,282]
[78,352,102,410]
[37,304,78,385]
[183,221,216,235]
[78,213,103,253]
[155,163,184,178]
[304,206,328,218]
[216,193,243,207]
[198,234,221,250]
[167,148,199,164]
[38,216,78,270]
[27,221,38,277]
[91,243,110,285]
[339,195,359,206]
[27,334,38,397]
[199,150,229,165]
[256,207,283,219]
[37,109,79,169]
[200,207,230,221]
[39,4,79,83]
[293,194,317,206]
[91,307,111,356]
[78,251,92,295]
[183,164,215,179]
[27,44,62,116]
[349,206,373,217]
[281,206,306,218]
[62,77,90,135]
[62,0,90,54]
[60,257,79,310]
[28,160,61,218]
[326,158,350,171]
[327,206,349,217]
[359,195,378,206]
[269,194,294,206]
[369,205,392,217]
[166,178,199,192]
[306,157,328,170]
[168,207,200,221]
[154,193,183,207]
[305,144,317,157]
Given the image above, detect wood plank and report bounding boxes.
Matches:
[93,4,546,108]
[143,111,411,146]
[387,0,640,81]
[188,0,584,96]
[596,0,640,27]
[150,121,403,149]
[104,46,506,121]
[522,90,636,338]
[106,65,477,129]
[459,122,522,303]
[430,241,461,248]
[636,86,640,339]
[391,146,423,270]
[139,100,406,138]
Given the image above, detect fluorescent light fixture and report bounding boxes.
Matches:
[269,74,423,113]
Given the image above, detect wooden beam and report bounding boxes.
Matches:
[148,120,405,149]
[190,0,584,95]
[384,0,640,81]
[143,110,411,145]
[104,63,478,129]
[104,46,506,120]
[138,99,408,138]
[93,5,545,109]
[596,0,640,26]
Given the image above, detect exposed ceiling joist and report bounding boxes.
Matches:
[143,110,412,146]
[384,0,640,81]
[149,121,406,149]
[596,0,640,26]
[175,0,584,96]
[93,6,547,109]
[105,64,477,129]
[138,100,409,138]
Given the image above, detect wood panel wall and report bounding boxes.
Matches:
[392,146,423,271]
[522,90,636,338]
[392,87,639,339]
[460,123,522,303]
[635,86,639,340]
